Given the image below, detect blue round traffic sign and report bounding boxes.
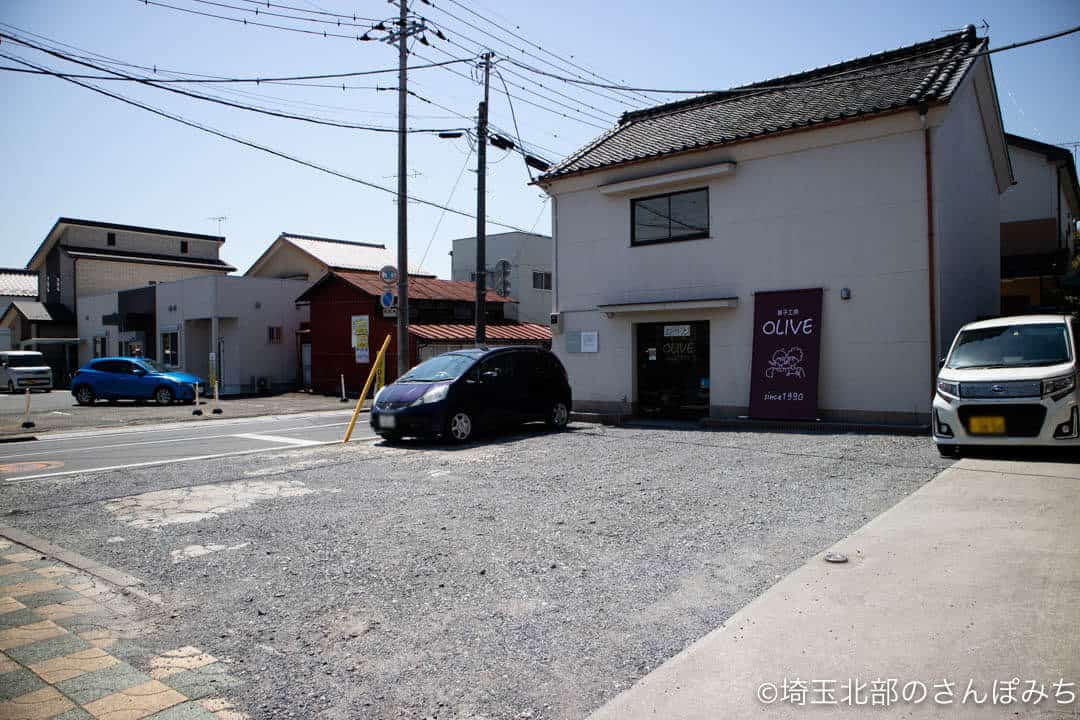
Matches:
[381,291,395,308]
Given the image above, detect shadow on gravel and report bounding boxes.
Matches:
[374,423,584,451]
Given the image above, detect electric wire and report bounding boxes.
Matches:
[1,52,531,232]
[418,145,474,270]
[506,24,1080,96]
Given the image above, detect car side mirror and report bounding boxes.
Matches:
[938,356,947,368]
[133,368,147,376]
[481,370,499,381]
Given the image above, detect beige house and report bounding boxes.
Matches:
[537,27,1012,425]
[2,218,235,378]
[999,134,1080,313]
[245,232,401,280]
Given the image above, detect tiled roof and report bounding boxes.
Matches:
[0,269,37,298]
[333,270,512,303]
[279,233,398,272]
[410,322,552,342]
[3,300,75,324]
[541,28,986,181]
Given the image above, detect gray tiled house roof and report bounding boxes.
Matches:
[540,28,986,181]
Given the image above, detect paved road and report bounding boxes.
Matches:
[0,409,373,482]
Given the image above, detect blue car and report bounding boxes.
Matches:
[71,357,206,406]
[370,346,572,443]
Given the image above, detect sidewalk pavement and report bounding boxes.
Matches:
[0,536,247,720]
[589,457,1080,719]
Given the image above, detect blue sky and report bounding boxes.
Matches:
[1,0,1077,279]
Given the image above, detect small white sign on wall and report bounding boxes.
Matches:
[580,330,598,353]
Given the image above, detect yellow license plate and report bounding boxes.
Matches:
[969,416,1006,435]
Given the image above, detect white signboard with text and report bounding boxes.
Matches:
[351,315,370,364]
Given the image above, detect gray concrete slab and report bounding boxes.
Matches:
[589,458,1080,719]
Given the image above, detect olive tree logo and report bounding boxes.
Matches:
[765,347,806,380]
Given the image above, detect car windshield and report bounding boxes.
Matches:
[947,323,1072,369]
[398,353,475,382]
[4,354,45,368]
[134,359,165,373]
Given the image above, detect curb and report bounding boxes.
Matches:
[0,525,161,605]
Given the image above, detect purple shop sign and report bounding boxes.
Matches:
[749,288,823,421]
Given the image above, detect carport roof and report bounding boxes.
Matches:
[410,322,551,342]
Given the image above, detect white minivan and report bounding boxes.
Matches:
[0,351,54,393]
[933,314,1079,456]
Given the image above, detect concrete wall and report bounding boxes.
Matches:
[545,102,1000,424]
[932,70,1002,355]
[451,232,553,325]
[60,224,222,261]
[76,292,119,366]
[156,276,309,394]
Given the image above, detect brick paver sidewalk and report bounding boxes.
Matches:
[0,537,248,720]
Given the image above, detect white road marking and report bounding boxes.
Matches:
[1,441,368,483]
[232,433,325,447]
[0,422,349,461]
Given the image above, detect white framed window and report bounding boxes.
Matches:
[161,332,179,366]
[532,271,552,290]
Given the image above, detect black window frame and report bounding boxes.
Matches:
[180,240,189,254]
[630,187,710,247]
[107,232,116,246]
[532,271,552,290]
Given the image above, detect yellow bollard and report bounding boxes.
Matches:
[343,334,393,444]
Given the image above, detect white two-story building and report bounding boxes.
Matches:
[537,27,1012,426]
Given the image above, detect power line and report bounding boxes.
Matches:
[184,0,374,29]
[5,52,531,232]
[505,24,1080,97]
[231,0,377,21]
[436,0,662,106]
[135,0,376,40]
[418,145,474,270]
[0,38,469,134]
[415,1,641,110]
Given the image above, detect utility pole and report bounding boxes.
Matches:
[395,0,410,377]
[475,52,492,346]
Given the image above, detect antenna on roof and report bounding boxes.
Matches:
[206,216,227,235]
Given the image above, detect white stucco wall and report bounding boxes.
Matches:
[933,70,1001,355]
[1000,145,1056,224]
[75,259,224,300]
[545,101,1001,423]
[155,276,309,394]
[75,292,119,366]
[451,232,553,325]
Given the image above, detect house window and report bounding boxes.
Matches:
[532,271,552,290]
[180,240,189,254]
[107,232,116,246]
[469,270,496,286]
[93,336,107,358]
[631,187,709,246]
[161,332,179,366]
[267,326,283,344]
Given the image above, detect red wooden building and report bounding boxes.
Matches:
[296,270,551,395]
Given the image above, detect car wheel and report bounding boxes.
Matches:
[154,386,175,405]
[546,401,569,430]
[446,410,474,443]
[74,386,95,405]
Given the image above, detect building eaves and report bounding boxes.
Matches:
[62,246,237,272]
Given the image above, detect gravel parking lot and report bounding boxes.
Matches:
[0,390,350,437]
[2,423,950,719]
